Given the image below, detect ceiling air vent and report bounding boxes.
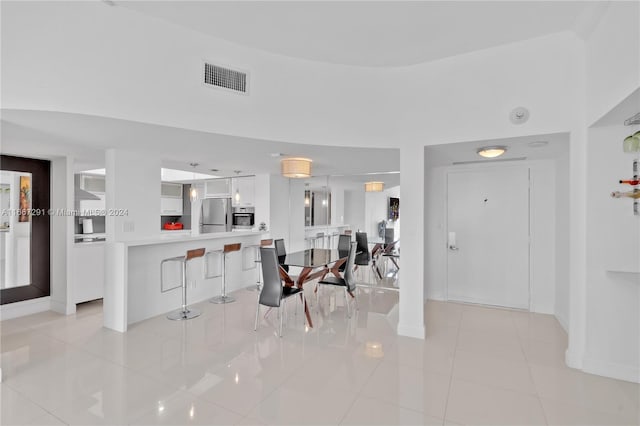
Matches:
[203,62,248,94]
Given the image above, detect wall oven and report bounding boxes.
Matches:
[232,207,255,229]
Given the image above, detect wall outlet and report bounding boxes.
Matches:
[123,221,135,233]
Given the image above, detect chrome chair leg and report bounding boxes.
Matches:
[278,305,284,337]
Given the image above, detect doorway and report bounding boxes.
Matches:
[446,166,530,309]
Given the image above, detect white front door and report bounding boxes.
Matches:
[447,166,530,309]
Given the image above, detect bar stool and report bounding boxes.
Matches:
[210,243,241,304]
[246,239,273,291]
[161,247,205,321]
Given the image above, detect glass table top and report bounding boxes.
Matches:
[280,248,348,268]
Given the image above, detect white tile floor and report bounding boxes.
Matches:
[1,284,639,425]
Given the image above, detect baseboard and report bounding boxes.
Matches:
[0,297,51,321]
[426,295,446,302]
[583,356,640,384]
[397,323,425,339]
[50,299,74,315]
[565,348,583,369]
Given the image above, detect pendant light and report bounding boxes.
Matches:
[189,162,199,202]
[233,170,241,203]
[364,181,384,192]
[281,157,312,178]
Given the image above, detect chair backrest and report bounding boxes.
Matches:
[186,247,205,261]
[355,232,370,265]
[259,247,283,308]
[273,238,289,271]
[384,228,394,244]
[224,243,241,253]
[343,242,357,292]
[337,234,351,271]
[274,239,287,257]
[383,240,398,254]
[371,243,383,258]
[338,234,351,251]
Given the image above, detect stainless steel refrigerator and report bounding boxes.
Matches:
[200,198,232,233]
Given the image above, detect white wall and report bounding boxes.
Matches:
[364,185,400,240]
[253,173,270,231]
[572,0,640,382]
[105,149,161,241]
[330,183,345,226]
[583,124,639,383]
[586,2,640,125]
[268,175,305,252]
[343,189,365,234]
[555,152,571,331]
[423,158,564,315]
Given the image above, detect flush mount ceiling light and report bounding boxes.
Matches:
[527,140,549,148]
[364,181,385,192]
[281,157,312,178]
[477,146,507,158]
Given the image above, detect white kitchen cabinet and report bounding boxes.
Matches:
[160,197,183,215]
[161,182,183,198]
[78,193,106,216]
[78,173,106,215]
[205,179,231,198]
[80,174,106,193]
[160,182,183,215]
[73,242,104,304]
[231,176,255,207]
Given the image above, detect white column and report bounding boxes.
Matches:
[105,149,161,241]
[566,42,588,369]
[49,156,75,315]
[397,144,425,339]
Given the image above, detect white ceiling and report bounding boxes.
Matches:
[1,109,400,187]
[116,1,603,67]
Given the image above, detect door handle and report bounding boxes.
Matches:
[448,232,458,251]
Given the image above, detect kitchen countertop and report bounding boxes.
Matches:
[118,230,265,248]
[75,233,106,244]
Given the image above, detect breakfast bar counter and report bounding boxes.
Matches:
[104,231,264,332]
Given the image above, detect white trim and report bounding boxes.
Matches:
[50,299,73,315]
[0,297,51,321]
[556,311,569,333]
[582,356,640,384]
[565,348,584,369]
[397,323,425,339]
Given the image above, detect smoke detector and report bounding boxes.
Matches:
[510,107,530,124]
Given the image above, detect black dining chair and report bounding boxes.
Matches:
[254,247,303,337]
[318,242,357,318]
[381,240,400,275]
[274,238,289,273]
[337,234,351,272]
[354,232,371,281]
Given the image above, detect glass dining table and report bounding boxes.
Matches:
[278,248,349,328]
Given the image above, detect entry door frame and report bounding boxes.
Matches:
[444,162,532,310]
